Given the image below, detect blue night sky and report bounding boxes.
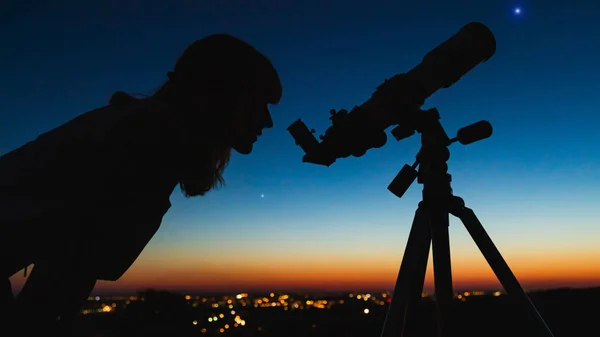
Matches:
[3,0,600,292]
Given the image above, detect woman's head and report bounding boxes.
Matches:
[109,34,281,198]
[167,33,282,155]
[169,34,281,197]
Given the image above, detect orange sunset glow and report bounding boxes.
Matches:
[11,245,598,294]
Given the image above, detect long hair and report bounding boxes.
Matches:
[108,88,231,197]
[107,34,281,198]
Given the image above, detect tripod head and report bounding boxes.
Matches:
[386,107,492,199]
[287,22,496,167]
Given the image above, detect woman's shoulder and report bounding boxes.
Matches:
[0,99,177,201]
[41,97,173,144]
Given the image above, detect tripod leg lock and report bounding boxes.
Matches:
[448,196,466,217]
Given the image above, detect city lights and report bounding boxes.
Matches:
[79,289,505,327]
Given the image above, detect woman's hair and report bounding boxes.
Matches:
[108,87,232,198]
[108,34,281,198]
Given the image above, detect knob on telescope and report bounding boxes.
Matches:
[455,120,493,145]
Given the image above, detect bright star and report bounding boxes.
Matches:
[260,194,265,198]
[514,7,521,15]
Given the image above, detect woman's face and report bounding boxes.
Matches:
[228,85,274,155]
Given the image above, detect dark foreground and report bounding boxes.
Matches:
[71,287,599,337]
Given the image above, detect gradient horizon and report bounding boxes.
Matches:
[4,1,600,295]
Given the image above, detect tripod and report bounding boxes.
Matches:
[379,108,555,337]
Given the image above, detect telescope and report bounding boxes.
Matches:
[288,22,555,337]
[287,22,496,166]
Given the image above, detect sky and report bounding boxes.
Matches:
[2,0,600,295]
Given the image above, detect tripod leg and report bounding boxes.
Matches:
[380,205,432,337]
[401,230,431,337]
[429,210,454,337]
[452,201,555,337]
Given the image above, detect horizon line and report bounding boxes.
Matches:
[89,285,600,297]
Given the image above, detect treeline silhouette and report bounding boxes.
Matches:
[70,287,600,337]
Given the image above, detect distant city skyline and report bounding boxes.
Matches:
[4,1,600,294]
[84,286,561,297]
[64,287,600,337]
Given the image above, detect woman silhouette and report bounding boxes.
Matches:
[0,33,282,334]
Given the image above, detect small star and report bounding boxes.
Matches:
[514,7,521,15]
[260,194,265,198]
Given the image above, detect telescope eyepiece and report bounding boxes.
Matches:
[287,119,319,154]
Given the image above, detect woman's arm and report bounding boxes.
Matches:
[89,197,172,281]
[12,195,172,335]
[14,259,97,336]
